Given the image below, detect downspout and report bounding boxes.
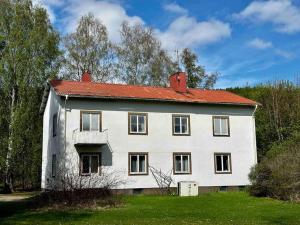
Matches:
[252,104,258,164]
[64,95,69,153]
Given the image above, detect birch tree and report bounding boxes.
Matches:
[181,48,218,88]
[0,0,60,192]
[62,13,115,81]
[116,22,177,86]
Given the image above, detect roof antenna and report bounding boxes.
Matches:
[175,49,181,71]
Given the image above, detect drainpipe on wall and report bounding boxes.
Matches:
[64,95,69,154]
[252,104,258,164]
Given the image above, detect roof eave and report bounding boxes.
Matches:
[55,93,258,107]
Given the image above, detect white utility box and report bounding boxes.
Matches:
[177,181,199,196]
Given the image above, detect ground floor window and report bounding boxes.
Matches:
[80,153,101,175]
[52,154,56,177]
[128,153,148,175]
[173,153,191,174]
[214,153,231,174]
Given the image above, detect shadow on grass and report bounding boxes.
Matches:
[0,195,93,224]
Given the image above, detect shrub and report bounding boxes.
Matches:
[249,133,300,201]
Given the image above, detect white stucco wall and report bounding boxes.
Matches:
[41,88,63,189]
[42,95,257,190]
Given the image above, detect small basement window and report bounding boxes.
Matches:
[214,153,231,174]
[173,153,191,174]
[80,153,101,175]
[129,153,148,175]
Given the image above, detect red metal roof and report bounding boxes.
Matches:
[49,80,257,106]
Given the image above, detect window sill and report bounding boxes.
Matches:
[173,172,191,175]
[129,172,148,176]
[128,132,148,135]
[213,134,230,137]
[215,171,232,174]
[172,133,191,136]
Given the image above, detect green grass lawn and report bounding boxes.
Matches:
[0,192,299,225]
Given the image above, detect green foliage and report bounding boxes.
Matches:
[116,22,177,86]
[181,48,218,88]
[0,0,60,189]
[63,13,114,81]
[1,192,300,224]
[249,133,300,201]
[228,81,300,160]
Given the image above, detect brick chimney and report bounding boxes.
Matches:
[169,72,187,93]
[81,70,92,82]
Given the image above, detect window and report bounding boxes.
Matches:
[128,113,148,135]
[214,153,231,174]
[53,114,57,137]
[173,153,191,174]
[213,116,230,136]
[128,153,148,175]
[52,154,56,177]
[80,153,100,175]
[172,115,190,135]
[80,111,101,132]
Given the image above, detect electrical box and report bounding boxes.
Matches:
[177,181,199,196]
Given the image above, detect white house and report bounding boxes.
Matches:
[40,71,258,193]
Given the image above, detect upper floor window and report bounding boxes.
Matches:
[172,115,190,135]
[213,116,230,136]
[214,153,231,174]
[128,113,148,135]
[173,153,191,174]
[80,153,100,175]
[52,113,57,137]
[80,111,102,132]
[128,153,148,175]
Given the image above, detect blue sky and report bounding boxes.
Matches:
[34,0,300,88]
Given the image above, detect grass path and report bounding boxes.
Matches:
[0,192,299,225]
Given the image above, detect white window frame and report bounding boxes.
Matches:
[173,115,190,135]
[80,154,100,175]
[129,113,147,134]
[81,111,101,132]
[129,153,148,175]
[213,116,230,136]
[173,153,191,174]
[214,153,231,174]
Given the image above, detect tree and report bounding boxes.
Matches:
[62,13,114,81]
[0,0,60,192]
[116,22,177,86]
[180,48,218,89]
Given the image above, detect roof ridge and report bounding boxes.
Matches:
[50,79,233,93]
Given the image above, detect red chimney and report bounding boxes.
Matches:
[81,70,92,82]
[169,72,187,93]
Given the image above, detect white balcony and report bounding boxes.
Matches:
[72,129,108,146]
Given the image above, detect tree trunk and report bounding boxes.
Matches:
[4,87,16,193]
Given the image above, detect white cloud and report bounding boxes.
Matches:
[274,49,294,59]
[32,0,56,22]
[34,0,230,49]
[164,3,188,14]
[157,16,231,50]
[248,38,273,49]
[235,0,300,34]
[61,0,144,42]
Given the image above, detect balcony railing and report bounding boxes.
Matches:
[72,129,108,146]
